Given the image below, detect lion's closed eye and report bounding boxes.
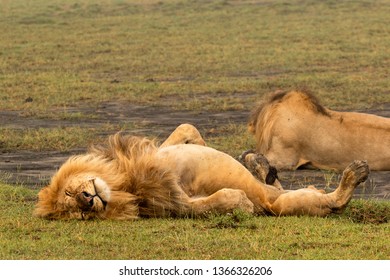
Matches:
[65,190,73,197]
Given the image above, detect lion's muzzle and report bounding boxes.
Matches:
[75,179,108,212]
[76,192,96,211]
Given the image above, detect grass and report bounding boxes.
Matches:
[0,183,389,260]
[206,123,256,156]
[1,0,390,260]
[0,127,99,152]
[1,0,390,150]
[1,0,390,115]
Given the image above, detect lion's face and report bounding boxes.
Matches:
[63,176,110,217]
[36,175,111,220]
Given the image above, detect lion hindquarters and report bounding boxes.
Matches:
[189,189,254,216]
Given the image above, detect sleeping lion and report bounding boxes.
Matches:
[249,90,390,171]
[34,124,369,220]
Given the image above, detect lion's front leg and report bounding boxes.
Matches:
[160,124,206,148]
[188,189,254,216]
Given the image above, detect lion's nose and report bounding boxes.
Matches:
[82,192,94,206]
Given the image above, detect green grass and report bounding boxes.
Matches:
[0,183,389,260]
[205,123,256,155]
[1,0,390,260]
[1,0,390,114]
[0,127,99,152]
[1,0,390,150]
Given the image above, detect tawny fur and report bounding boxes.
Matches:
[249,90,390,171]
[35,135,189,220]
[35,124,369,220]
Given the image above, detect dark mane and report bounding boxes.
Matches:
[297,89,330,117]
[249,90,329,133]
[267,90,290,104]
[248,90,288,133]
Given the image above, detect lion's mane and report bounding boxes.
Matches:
[248,90,390,171]
[248,90,330,154]
[34,134,189,220]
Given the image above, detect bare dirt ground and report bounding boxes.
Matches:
[1,102,389,199]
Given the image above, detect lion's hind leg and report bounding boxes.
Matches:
[269,160,369,216]
[188,189,254,216]
[328,160,369,212]
[306,185,326,194]
[160,124,206,148]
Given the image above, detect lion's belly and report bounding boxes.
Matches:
[156,144,256,196]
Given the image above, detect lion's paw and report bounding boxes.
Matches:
[343,160,370,186]
[238,151,279,185]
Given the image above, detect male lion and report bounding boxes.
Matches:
[35,124,369,220]
[249,90,390,171]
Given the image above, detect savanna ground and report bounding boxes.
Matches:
[0,0,389,260]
